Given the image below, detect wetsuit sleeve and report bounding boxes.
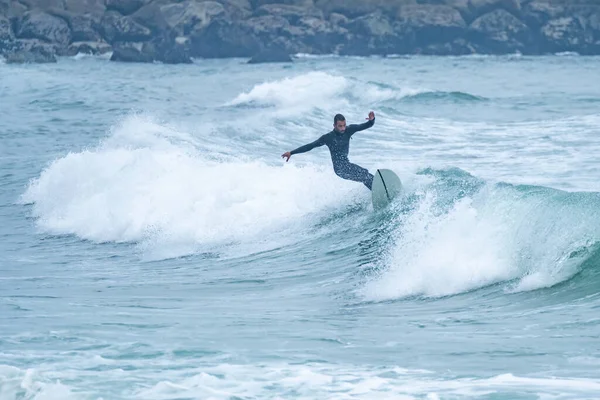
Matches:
[290,135,326,155]
[347,118,375,137]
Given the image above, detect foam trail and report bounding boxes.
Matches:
[21,115,360,259]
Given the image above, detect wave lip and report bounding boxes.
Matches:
[225,71,349,112]
[361,168,600,301]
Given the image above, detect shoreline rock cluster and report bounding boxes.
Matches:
[1,0,599,64]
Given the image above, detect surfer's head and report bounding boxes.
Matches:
[333,114,346,133]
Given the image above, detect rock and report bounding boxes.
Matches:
[469,8,532,53]
[109,32,192,63]
[66,40,112,56]
[441,0,471,22]
[132,0,227,36]
[329,12,348,26]
[1,0,599,59]
[467,0,521,22]
[18,0,64,10]
[540,16,595,54]
[189,18,261,57]
[297,15,347,53]
[0,15,13,41]
[254,4,323,24]
[63,0,106,15]
[522,0,565,29]
[315,0,416,19]
[395,4,467,49]
[220,0,253,19]
[68,14,102,41]
[253,0,314,7]
[16,10,72,46]
[100,11,152,44]
[110,41,153,61]
[106,0,150,16]
[161,0,226,35]
[144,32,193,63]
[247,45,293,63]
[3,39,57,63]
[0,0,28,19]
[340,12,398,55]
[422,37,476,55]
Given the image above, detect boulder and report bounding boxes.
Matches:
[68,14,103,41]
[109,32,192,63]
[253,0,314,7]
[3,39,57,63]
[110,41,153,61]
[15,10,72,46]
[254,4,323,24]
[540,16,597,54]
[189,17,261,57]
[315,0,416,19]
[248,45,293,63]
[66,40,112,56]
[467,0,521,22]
[106,0,150,16]
[469,8,532,53]
[132,0,227,35]
[340,12,398,55]
[100,11,152,44]
[0,15,13,41]
[395,4,467,49]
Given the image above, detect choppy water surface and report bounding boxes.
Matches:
[1,54,600,399]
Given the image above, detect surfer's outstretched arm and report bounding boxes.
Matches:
[282,135,326,162]
[348,111,375,136]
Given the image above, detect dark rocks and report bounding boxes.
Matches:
[1,0,600,63]
[469,9,533,54]
[16,10,72,45]
[314,0,411,19]
[110,32,192,62]
[110,41,153,61]
[100,11,152,43]
[247,45,292,63]
[67,40,112,55]
[540,16,593,54]
[4,39,57,63]
[396,4,467,49]
[160,0,226,34]
[190,18,258,57]
[68,14,103,42]
[255,4,323,23]
[106,0,150,16]
[0,15,12,41]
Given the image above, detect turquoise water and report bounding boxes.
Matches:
[2,54,600,399]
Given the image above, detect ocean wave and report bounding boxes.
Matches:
[361,167,600,300]
[224,71,486,117]
[19,114,361,260]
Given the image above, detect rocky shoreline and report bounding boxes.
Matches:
[1,0,599,64]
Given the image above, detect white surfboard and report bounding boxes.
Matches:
[372,169,402,210]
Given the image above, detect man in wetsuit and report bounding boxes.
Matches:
[281,111,376,190]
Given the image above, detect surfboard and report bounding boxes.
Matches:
[372,169,402,210]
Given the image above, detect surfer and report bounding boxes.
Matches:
[281,111,376,190]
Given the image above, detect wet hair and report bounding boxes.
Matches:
[334,114,345,125]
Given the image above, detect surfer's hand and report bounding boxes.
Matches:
[281,151,291,162]
[366,111,375,121]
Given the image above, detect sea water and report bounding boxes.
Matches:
[1,53,600,399]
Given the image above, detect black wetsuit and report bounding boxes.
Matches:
[290,118,375,190]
